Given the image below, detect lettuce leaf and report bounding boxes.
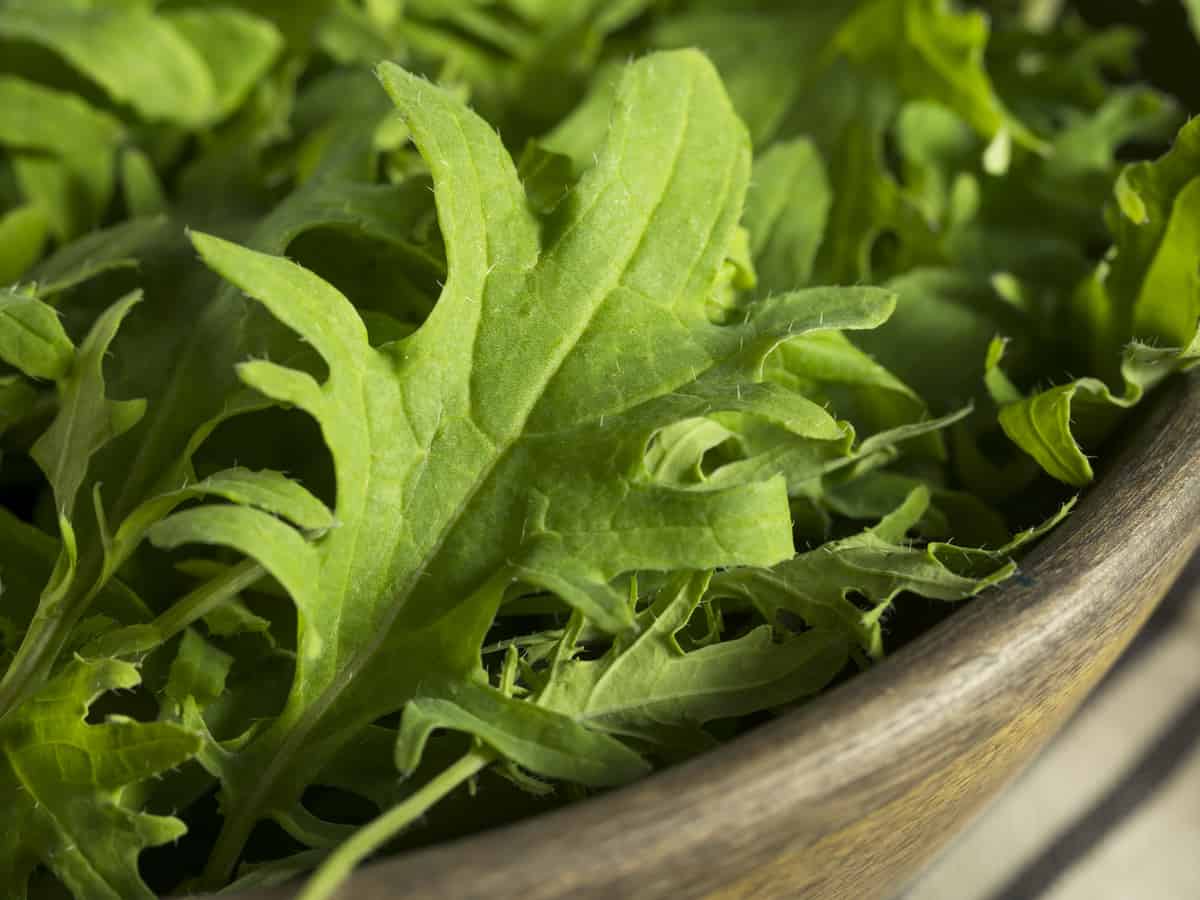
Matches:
[163,52,900,882]
[0,657,199,899]
[0,2,1194,896]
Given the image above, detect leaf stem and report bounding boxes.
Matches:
[71,559,267,660]
[0,612,64,721]
[152,558,265,639]
[295,747,495,900]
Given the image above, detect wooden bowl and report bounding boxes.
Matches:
[245,372,1200,900]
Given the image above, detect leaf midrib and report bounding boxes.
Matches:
[234,65,709,838]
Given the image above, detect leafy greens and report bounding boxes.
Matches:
[0,1,1197,898]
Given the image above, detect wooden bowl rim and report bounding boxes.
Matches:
[241,372,1200,900]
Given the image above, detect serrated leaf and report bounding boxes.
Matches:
[32,292,146,519]
[537,574,849,743]
[988,119,1200,485]
[712,487,1031,659]
[396,573,847,786]
[396,677,651,787]
[158,52,898,883]
[0,657,200,900]
[0,506,149,642]
[987,332,1200,486]
[0,294,147,721]
[0,70,434,724]
[164,628,234,718]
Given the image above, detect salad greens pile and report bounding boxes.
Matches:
[1,1,1197,897]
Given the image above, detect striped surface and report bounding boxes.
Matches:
[903,555,1200,900]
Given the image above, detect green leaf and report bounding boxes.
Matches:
[0,5,281,127]
[27,216,172,298]
[164,628,235,720]
[825,469,1011,548]
[396,574,848,782]
[0,294,146,723]
[988,119,1200,485]
[0,375,42,436]
[0,287,74,381]
[164,52,895,883]
[653,0,1038,283]
[743,139,831,293]
[765,329,943,458]
[32,292,146,519]
[0,657,199,900]
[0,204,48,284]
[1186,0,1200,41]
[0,76,124,239]
[987,333,1199,486]
[836,0,1042,151]
[0,0,1192,890]
[0,72,432,729]
[653,4,857,147]
[119,150,168,218]
[712,487,1027,659]
[536,574,849,745]
[853,268,1032,412]
[0,506,149,641]
[163,8,284,122]
[395,677,651,787]
[1105,116,1200,352]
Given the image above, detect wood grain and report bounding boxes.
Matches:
[239,373,1200,900]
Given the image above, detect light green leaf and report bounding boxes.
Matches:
[0,76,124,239]
[395,677,651,787]
[163,8,284,122]
[989,119,1200,485]
[32,292,146,518]
[164,53,896,884]
[766,329,943,457]
[0,204,47,285]
[164,628,235,718]
[0,657,200,900]
[0,287,74,381]
[535,574,849,745]
[119,149,168,218]
[712,487,1023,659]
[1106,117,1200,351]
[397,574,848,782]
[0,5,279,127]
[987,333,1200,486]
[836,0,1042,150]
[743,138,831,293]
